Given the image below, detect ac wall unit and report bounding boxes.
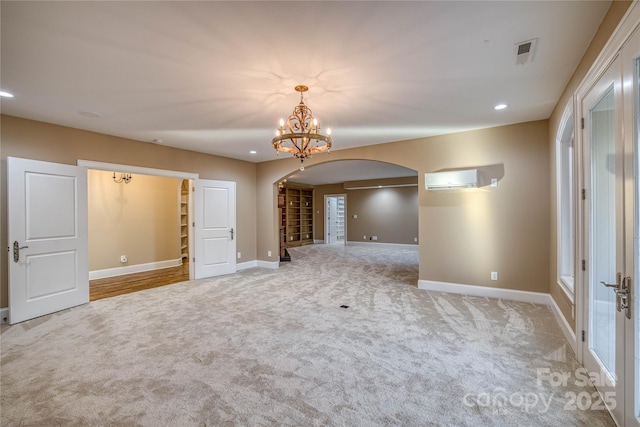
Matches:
[424,169,479,190]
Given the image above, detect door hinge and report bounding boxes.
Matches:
[582,260,586,271]
[192,257,195,263]
[192,187,195,192]
[581,189,586,200]
[581,330,585,342]
[192,222,195,227]
[581,118,585,129]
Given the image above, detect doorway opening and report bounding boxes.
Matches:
[78,160,198,300]
[325,195,346,245]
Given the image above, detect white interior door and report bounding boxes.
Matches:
[326,197,338,244]
[8,157,88,324]
[325,195,345,245]
[193,179,236,279]
[623,26,640,427]
[336,196,345,243]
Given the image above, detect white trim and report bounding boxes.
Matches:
[344,183,418,190]
[324,194,347,245]
[549,296,577,356]
[417,280,578,353]
[0,308,8,324]
[89,258,183,280]
[558,277,575,304]
[314,239,325,244]
[417,279,550,305]
[77,160,199,180]
[576,1,640,101]
[347,241,419,251]
[237,260,258,271]
[257,260,280,269]
[555,99,577,305]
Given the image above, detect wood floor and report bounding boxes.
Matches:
[90,259,190,301]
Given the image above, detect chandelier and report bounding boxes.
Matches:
[112,172,132,184]
[272,85,332,170]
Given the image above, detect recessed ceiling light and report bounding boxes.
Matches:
[249,150,257,154]
[78,110,102,118]
[494,104,508,110]
[0,90,14,98]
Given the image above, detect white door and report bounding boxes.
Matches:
[325,195,346,245]
[8,157,88,324]
[326,197,338,244]
[193,179,236,279]
[623,26,640,427]
[581,31,640,425]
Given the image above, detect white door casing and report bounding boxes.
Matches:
[581,54,626,425]
[326,197,338,244]
[8,157,89,324]
[622,25,640,427]
[194,179,236,279]
[577,22,640,425]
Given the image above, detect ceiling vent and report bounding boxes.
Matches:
[515,38,538,65]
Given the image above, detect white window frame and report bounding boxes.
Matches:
[556,101,576,302]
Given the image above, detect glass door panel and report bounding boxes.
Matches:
[582,54,625,425]
[624,26,640,427]
[590,86,618,374]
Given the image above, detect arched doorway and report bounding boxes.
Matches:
[275,160,419,274]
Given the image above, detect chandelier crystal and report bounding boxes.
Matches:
[272,85,332,170]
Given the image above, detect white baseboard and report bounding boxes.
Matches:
[237,260,258,271]
[257,260,280,269]
[0,307,8,324]
[418,279,578,351]
[418,280,550,305]
[89,258,183,280]
[314,239,325,244]
[548,296,577,356]
[347,241,419,251]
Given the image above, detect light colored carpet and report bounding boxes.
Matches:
[1,244,614,426]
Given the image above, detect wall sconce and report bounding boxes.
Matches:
[113,172,132,184]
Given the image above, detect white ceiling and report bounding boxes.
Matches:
[1,1,610,170]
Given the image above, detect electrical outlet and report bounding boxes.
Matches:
[363,235,367,240]
[414,237,418,242]
[353,214,358,219]
[237,252,241,259]
[491,178,498,187]
[490,271,498,281]
[120,255,127,263]
[372,236,378,241]
[268,250,272,257]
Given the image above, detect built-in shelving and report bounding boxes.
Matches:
[281,185,314,249]
[180,180,189,260]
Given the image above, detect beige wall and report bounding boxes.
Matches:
[257,120,550,293]
[548,0,632,330]
[0,115,257,307]
[3,0,628,312]
[313,182,418,245]
[88,170,181,271]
